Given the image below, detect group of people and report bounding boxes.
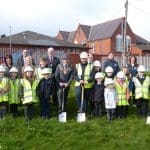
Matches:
[0,47,149,122]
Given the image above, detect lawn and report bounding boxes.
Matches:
[0,84,150,150]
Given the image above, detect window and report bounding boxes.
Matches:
[116,34,123,52]
[126,35,131,51]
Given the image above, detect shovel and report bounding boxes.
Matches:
[59,87,67,122]
[77,84,86,122]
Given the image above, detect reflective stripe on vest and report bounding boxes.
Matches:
[115,81,129,106]
[75,63,93,88]
[133,76,150,100]
[9,79,20,104]
[0,77,9,102]
[21,79,38,104]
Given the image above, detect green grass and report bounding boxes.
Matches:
[0,85,150,150]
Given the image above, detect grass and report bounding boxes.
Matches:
[0,84,150,150]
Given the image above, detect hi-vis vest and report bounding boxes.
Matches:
[20,79,38,104]
[35,68,43,82]
[75,63,93,88]
[133,76,150,100]
[0,77,9,102]
[115,81,129,106]
[9,79,20,104]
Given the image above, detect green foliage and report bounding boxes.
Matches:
[0,85,150,150]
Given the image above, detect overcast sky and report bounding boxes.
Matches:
[0,0,150,40]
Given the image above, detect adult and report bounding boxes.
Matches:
[88,53,93,64]
[127,56,138,106]
[74,52,93,113]
[55,54,74,113]
[103,52,120,77]
[2,55,14,77]
[46,47,60,105]
[17,49,35,73]
[127,56,138,77]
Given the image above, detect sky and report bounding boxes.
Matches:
[0,0,150,40]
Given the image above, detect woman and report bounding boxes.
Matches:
[3,55,14,77]
[127,56,138,107]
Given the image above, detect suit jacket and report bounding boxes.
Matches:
[46,56,60,74]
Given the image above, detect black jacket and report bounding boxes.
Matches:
[37,78,55,100]
[92,82,105,103]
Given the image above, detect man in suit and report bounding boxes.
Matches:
[46,47,60,105]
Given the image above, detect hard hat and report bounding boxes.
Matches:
[137,65,146,72]
[93,60,101,67]
[104,78,114,86]
[0,65,6,72]
[41,68,52,74]
[24,66,34,72]
[117,71,126,79]
[9,67,18,73]
[95,72,105,79]
[105,66,113,73]
[80,52,88,59]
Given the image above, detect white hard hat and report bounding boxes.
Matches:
[117,71,126,79]
[24,66,34,72]
[0,65,6,72]
[9,67,18,73]
[105,66,113,73]
[104,78,114,86]
[93,60,101,67]
[137,65,146,72]
[95,72,105,79]
[41,68,52,74]
[80,52,88,59]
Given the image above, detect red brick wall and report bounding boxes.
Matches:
[87,38,111,55]
[73,26,88,44]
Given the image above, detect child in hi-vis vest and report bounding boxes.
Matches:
[133,65,150,117]
[104,78,117,121]
[115,71,130,119]
[20,66,38,121]
[8,67,20,117]
[0,65,10,118]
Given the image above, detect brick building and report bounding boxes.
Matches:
[56,17,150,57]
[0,31,89,65]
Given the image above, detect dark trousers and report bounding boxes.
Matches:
[10,104,18,117]
[75,86,91,112]
[93,102,103,117]
[106,109,116,121]
[24,104,33,121]
[52,80,58,106]
[40,98,50,118]
[57,87,69,113]
[136,98,148,117]
[117,106,128,119]
[0,102,7,118]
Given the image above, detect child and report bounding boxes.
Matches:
[37,68,54,119]
[35,57,48,82]
[9,67,20,117]
[133,65,150,117]
[20,66,38,121]
[115,71,130,119]
[105,66,114,79]
[0,65,10,118]
[92,72,105,117]
[104,78,117,121]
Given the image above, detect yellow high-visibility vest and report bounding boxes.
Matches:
[75,63,93,88]
[9,79,20,104]
[133,76,150,100]
[20,79,38,104]
[0,77,9,102]
[115,81,129,106]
